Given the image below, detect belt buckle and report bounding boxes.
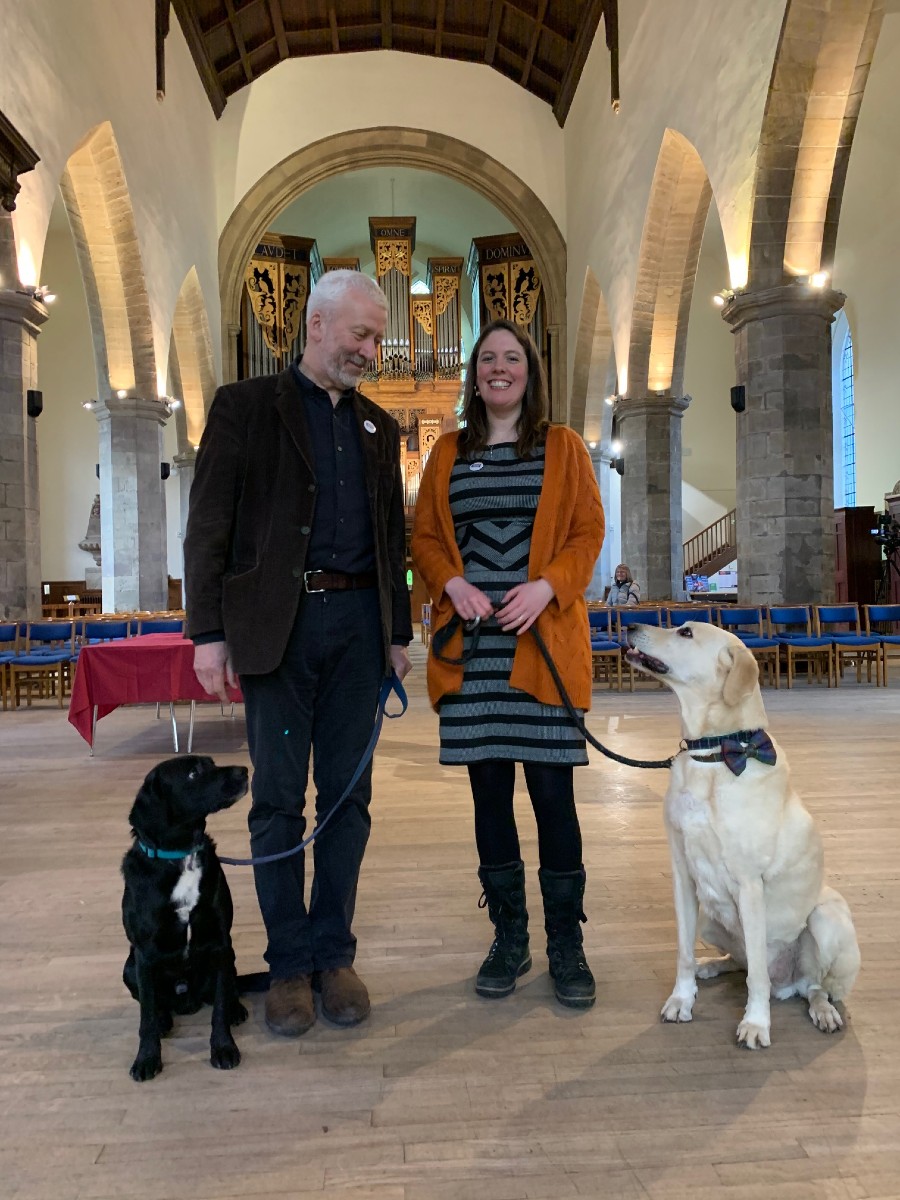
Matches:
[304,571,326,594]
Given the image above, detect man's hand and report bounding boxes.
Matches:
[390,644,412,682]
[495,579,555,635]
[193,641,237,703]
[444,575,494,623]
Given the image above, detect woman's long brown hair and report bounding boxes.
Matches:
[457,319,550,460]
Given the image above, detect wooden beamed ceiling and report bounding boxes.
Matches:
[170,0,616,125]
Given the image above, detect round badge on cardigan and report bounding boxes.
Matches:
[469,461,484,472]
[363,419,377,433]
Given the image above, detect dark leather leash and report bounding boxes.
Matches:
[218,672,408,867]
[431,612,675,770]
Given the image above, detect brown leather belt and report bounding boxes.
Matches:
[303,570,377,593]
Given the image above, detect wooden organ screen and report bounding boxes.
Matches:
[427,258,463,381]
[467,233,546,362]
[239,234,322,380]
[322,257,361,272]
[370,216,415,382]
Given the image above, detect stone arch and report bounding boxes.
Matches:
[626,129,713,400]
[168,267,216,449]
[218,126,567,413]
[58,122,157,400]
[749,0,885,287]
[570,266,614,443]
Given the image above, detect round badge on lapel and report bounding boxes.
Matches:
[363,419,377,434]
[469,461,484,472]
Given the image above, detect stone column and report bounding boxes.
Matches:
[93,394,170,612]
[172,446,197,607]
[616,393,690,600]
[586,444,612,602]
[722,285,844,606]
[0,275,48,619]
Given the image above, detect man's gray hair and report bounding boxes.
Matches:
[306,269,388,319]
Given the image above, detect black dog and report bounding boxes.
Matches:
[121,755,249,1082]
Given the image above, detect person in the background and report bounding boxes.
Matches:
[184,270,412,1041]
[412,318,605,1010]
[606,563,640,606]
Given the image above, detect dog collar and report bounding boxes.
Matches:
[681,728,777,777]
[136,841,195,860]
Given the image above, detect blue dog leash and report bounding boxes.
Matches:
[218,672,408,867]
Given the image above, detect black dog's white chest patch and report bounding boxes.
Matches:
[170,852,202,924]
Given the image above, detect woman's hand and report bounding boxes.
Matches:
[495,579,555,634]
[444,576,495,622]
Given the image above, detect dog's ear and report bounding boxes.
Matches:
[720,643,759,707]
[128,765,163,837]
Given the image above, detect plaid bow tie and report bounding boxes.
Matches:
[720,730,777,776]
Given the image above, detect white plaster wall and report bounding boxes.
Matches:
[681,204,738,533]
[1,0,221,387]
[563,0,785,387]
[36,216,99,582]
[213,52,566,235]
[833,11,900,511]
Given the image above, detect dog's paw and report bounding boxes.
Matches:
[660,990,696,1022]
[808,994,843,1033]
[228,1000,249,1027]
[130,1050,163,1082]
[210,1040,241,1070]
[736,1019,771,1049]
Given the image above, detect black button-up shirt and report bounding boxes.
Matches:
[293,364,376,574]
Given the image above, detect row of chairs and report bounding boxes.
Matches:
[589,604,900,691]
[0,615,185,710]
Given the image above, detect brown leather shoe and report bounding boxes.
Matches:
[265,974,315,1037]
[316,966,371,1027]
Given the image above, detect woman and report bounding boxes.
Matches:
[411,319,605,1009]
[606,563,640,606]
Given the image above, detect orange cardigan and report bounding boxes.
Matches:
[411,425,605,711]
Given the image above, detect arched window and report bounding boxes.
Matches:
[831,312,856,508]
[840,335,856,506]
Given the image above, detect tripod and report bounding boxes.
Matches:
[875,545,900,604]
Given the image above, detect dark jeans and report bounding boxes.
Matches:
[241,587,383,978]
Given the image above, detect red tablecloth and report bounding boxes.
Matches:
[68,634,242,746]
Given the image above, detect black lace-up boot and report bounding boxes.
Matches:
[538,866,596,1008]
[474,861,532,998]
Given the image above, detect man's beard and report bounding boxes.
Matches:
[330,352,368,390]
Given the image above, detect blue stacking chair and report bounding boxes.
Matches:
[863,604,900,686]
[136,616,184,635]
[614,607,663,692]
[718,606,780,687]
[668,606,715,627]
[0,622,21,711]
[9,621,76,707]
[767,606,832,688]
[588,608,621,690]
[814,604,881,686]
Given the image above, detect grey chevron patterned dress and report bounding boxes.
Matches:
[438,442,588,765]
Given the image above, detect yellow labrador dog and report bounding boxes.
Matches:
[626,621,860,1049]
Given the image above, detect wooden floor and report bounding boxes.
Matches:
[2,639,900,1199]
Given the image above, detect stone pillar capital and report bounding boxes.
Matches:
[92,394,172,427]
[173,447,198,470]
[721,283,845,332]
[0,287,50,336]
[616,393,691,420]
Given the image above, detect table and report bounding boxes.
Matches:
[68,634,243,753]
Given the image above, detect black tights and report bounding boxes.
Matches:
[467,760,583,874]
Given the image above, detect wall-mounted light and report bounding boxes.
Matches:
[604,395,616,407]
[116,389,128,399]
[160,462,171,481]
[26,389,43,418]
[809,271,829,289]
[82,400,95,410]
[18,284,56,304]
[588,441,597,449]
[610,439,623,456]
[713,288,735,307]
[730,384,746,414]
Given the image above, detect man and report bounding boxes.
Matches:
[184,270,413,1038]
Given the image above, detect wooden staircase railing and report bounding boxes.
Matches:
[683,509,736,578]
